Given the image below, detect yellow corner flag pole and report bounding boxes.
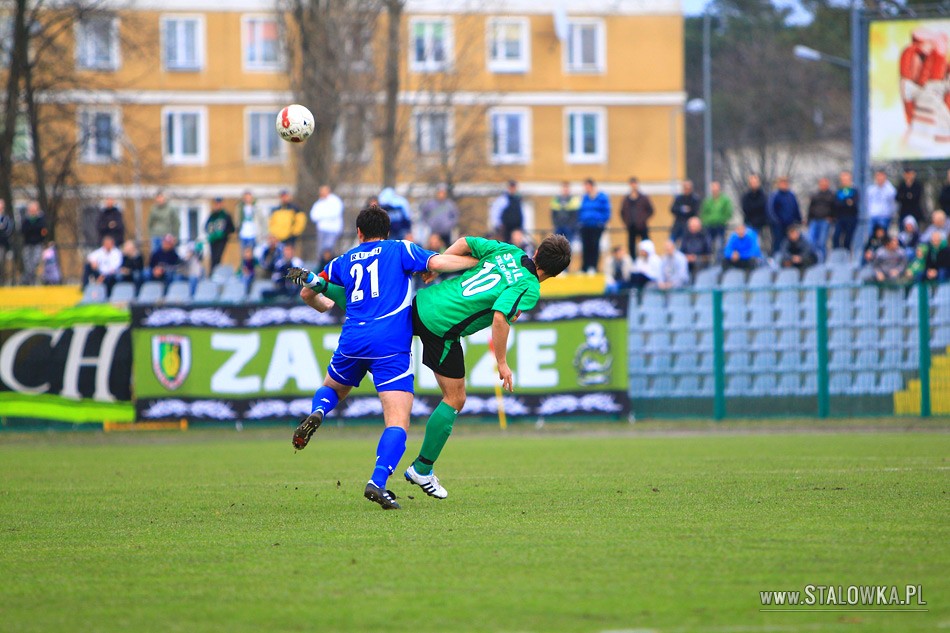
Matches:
[488,336,507,430]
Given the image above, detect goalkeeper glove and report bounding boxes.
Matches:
[285,267,328,293]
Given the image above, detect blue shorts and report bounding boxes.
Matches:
[327,351,415,393]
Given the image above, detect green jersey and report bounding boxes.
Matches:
[417,237,540,339]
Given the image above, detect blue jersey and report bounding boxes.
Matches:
[323,239,435,358]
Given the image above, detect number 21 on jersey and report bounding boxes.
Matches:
[350,259,380,302]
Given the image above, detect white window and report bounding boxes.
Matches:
[566,109,606,163]
[242,15,281,71]
[162,16,204,71]
[246,109,284,163]
[76,16,120,70]
[565,19,605,73]
[163,107,207,165]
[178,203,209,244]
[413,109,451,156]
[489,108,530,164]
[410,18,451,72]
[79,108,121,163]
[487,18,529,73]
[333,106,373,163]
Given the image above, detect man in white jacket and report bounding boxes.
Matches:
[866,170,898,233]
[309,185,344,259]
[629,239,662,290]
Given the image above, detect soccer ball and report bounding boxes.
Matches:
[276,104,314,143]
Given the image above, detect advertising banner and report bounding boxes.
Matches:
[0,307,134,423]
[870,18,950,161]
[131,296,628,422]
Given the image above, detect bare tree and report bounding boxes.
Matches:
[278,0,384,207]
[380,0,404,188]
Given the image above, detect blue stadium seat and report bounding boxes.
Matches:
[698,376,715,396]
[694,292,713,312]
[828,265,855,285]
[777,330,800,350]
[696,330,714,350]
[853,304,878,326]
[629,331,646,350]
[697,353,714,372]
[640,291,666,310]
[827,287,852,308]
[827,248,850,265]
[903,348,920,369]
[828,328,853,349]
[630,375,648,397]
[747,267,774,288]
[693,267,721,288]
[934,284,950,306]
[777,373,800,395]
[80,283,108,304]
[649,376,675,397]
[109,282,136,303]
[829,372,852,395]
[724,308,746,328]
[879,348,902,369]
[676,375,701,393]
[752,329,777,350]
[880,301,903,325]
[726,352,751,373]
[210,264,235,283]
[774,288,800,306]
[751,373,778,396]
[778,351,802,370]
[672,332,696,351]
[931,326,950,350]
[667,292,692,310]
[932,306,950,326]
[877,372,903,393]
[802,330,817,349]
[774,268,800,286]
[642,310,669,331]
[164,280,192,304]
[752,351,777,371]
[720,269,747,289]
[802,350,818,369]
[725,374,753,396]
[776,306,800,328]
[646,332,672,352]
[136,281,165,304]
[801,265,828,286]
[855,328,880,349]
[646,353,673,374]
[724,330,750,351]
[219,281,246,304]
[800,373,818,394]
[193,280,220,303]
[629,353,647,372]
[748,306,773,328]
[673,353,700,373]
[851,371,877,394]
[829,350,852,370]
[669,309,696,331]
[854,349,879,367]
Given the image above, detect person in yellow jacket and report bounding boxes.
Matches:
[268,190,308,244]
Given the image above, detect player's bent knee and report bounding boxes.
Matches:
[444,391,466,411]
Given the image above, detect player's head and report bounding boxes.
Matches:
[533,234,572,281]
[356,203,391,241]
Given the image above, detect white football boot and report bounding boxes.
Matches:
[404,464,448,499]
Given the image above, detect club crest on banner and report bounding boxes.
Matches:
[573,322,613,386]
[152,335,192,390]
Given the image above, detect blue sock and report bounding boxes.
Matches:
[311,386,339,416]
[370,426,407,489]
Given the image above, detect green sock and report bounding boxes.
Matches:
[413,401,457,475]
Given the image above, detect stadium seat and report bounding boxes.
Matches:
[669,309,696,331]
[800,373,818,394]
[629,353,647,372]
[640,291,666,310]
[697,352,714,372]
[629,331,646,350]
[698,376,715,396]
[80,283,108,304]
[802,330,817,349]
[748,306,773,328]
[880,301,903,325]
[879,327,903,349]
[249,280,275,302]
[802,350,818,369]
[752,329,777,350]
[904,348,920,369]
[672,332,696,351]
[774,288,800,306]
[673,353,700,373]
[210,264,235,283]
[801,265,828,286]
[931,326,950,349]
[777,373,800,395]
[880,348,902,369]
[828,328,852,349]
[646,332,672,352]
[724,330,750,351]
[676,375,701,393]
[829,372,852,394]
[630,375,648,397]
[646,353,673,374]
[853,304,878,326]
[642,310,668,331]
[109,282,136,303]
[136,281,165,304]
[774,268,800,286]
[667,292,692,310]
[694,292,713,312]
[829,350,852,370]
[752,351,777,371]
[778,351,802,370]
[933,306,950,326]
[827,248,850,265]
[851,371,877,394]
[725,374,753,396]
[693,267,721,288]
[828,265,855,285]
[827,307,852,327]
[854,349,879,367]
[696,330,714,351]
[720,269,746,289]
[775,306,800,328]
[934,284,950,306]
[751,373,778,396]
[746,267,774,288]
[877,372,903,394]
[725,352,751,373]
[827,287,852,308]
[649,376,675,397]
[777,330,800,350]
[164,280,192,304]
[723,307,746,328]
[855,328,879,349]
[855,285,879,306]
[193,280,220,303]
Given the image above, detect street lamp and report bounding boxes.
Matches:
[668,98,707,202]
[793,44,851,69]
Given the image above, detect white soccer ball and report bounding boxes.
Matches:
[276,104,314,144]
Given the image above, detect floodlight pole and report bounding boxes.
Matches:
[702,12,713,196]
[850,5,870,259]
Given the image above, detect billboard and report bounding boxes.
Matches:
[131,297,629,422]
[870,19,950,161]
[0,307,134,423]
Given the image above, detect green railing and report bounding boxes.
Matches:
[628,281,950,419]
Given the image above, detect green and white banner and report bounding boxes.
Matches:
[131,296,628,422]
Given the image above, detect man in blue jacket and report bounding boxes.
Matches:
[578,178,610,273]
[723,223,763,270]
[767,176,801,256]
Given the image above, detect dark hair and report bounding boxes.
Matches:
[534,234,572,277]
[356,203,391,240]
[629,176,639,184]
[584,178,595,187]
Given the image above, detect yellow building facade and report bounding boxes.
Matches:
[24,0,685,263]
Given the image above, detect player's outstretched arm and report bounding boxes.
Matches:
[428,253,479,273]
[442,237,473,257]
[299,287,335,313]
[492,311,514,392]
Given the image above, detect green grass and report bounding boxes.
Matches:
[0,425,947,633]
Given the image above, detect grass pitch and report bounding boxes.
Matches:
[0,424,947,633]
